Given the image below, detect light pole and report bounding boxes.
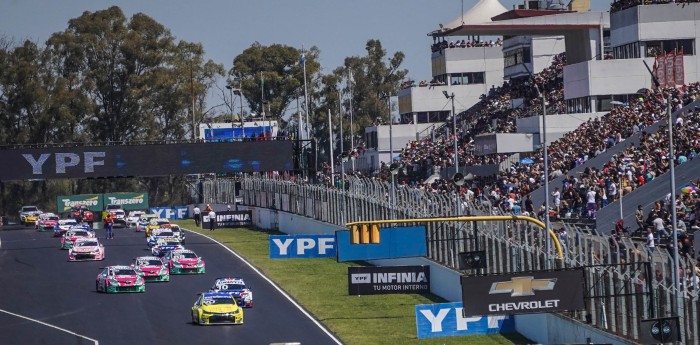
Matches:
[537,86,552,270]
[226,84,235,140]
[348,70,355,171]
[443,90,459,216]
[643,61,682,336]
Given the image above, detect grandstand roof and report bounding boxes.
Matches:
[433,10,609,37]
[442,0,509,29]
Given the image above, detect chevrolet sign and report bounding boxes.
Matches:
[460,270,584,316]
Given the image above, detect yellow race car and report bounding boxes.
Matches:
[145,218,170,237]
[191,292,244,325]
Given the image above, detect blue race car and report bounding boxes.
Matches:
[209,277,253,308]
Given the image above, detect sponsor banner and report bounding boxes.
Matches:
[656,54,666,88]
[348,265,430,295]
[202,210,252,228]
[415,302,515,339]
[103,193,149,211]
[665,52,675,87]
[0,141,294,181]
[150,206,189,220]
[674,51,684,86]
[57,194,103,212]
[335,226,427,262]
[269,234,336,259]
[460,269,585,316]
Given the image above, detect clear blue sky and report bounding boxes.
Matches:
[1,0,610,105]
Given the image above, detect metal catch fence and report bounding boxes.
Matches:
[201,175,699,344]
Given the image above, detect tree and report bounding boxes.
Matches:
[44,6,223,142]
[231,43,321,130]
[314,39,407,161]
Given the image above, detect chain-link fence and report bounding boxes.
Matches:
[201,175,699,344]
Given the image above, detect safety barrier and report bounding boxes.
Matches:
[201,175,699,344]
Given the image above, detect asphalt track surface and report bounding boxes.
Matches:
[0,226,340,345]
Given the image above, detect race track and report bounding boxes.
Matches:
[0,226,340,345]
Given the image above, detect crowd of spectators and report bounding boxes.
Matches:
[611,0,700,13]
[431,38,503,52]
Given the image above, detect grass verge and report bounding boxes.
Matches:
[175,220,527,345]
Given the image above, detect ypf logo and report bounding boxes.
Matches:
[350,273,371,284]
[489,276,556,297]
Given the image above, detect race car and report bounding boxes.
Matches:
[68,238,105,261]
[169,224,186,244]
[165,249,205,274]
[96,265,145,293]
[135,214,159,232]
[209,277,253,308]
[132,256,170,282]
[36,213,59,232]
[147,228,176,248]
[70,204,94,222]
[109,209,127,228]
[61,228,94,250]
[151,237,185,257]
[126,211,146,228]
[53,219,79,237]
[191,292,243,325]
[145,218,171,237]
[19,206,41,226]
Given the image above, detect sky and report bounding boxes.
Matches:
[0,0,611,109]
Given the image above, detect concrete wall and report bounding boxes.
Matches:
[398,83,486,115]
[516,112,600,144]
[611,3,700,47]
[473,133,536,155]
[244,205,635,345]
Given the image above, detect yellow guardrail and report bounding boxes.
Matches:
[345,215,563,259]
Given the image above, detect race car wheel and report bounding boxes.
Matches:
[191,314,197,324]
[96,281,100,292]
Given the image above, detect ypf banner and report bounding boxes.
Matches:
[348,265,430,295]
[415,302,514,339]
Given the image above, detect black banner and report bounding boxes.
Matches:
[0,141,294,180]
[203,210,253,228]
[460,269,585,316]
[348,265,430,295]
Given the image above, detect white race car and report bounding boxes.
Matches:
[126,211,146,228]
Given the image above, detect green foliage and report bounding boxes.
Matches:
[232,42,321,135]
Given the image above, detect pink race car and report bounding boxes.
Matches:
[68,238,105,261]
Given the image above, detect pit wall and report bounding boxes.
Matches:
[237,205,636,345]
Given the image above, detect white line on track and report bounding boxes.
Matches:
[0,308,99,344]
[186,229,343,345]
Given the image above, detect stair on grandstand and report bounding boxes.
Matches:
[528,98,700,217]
[595,155,700,231]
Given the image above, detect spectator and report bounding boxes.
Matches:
[193,205,201,227]
[208,209,216,231]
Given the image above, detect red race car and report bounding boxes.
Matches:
[71,205,95,222]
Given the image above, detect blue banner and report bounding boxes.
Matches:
[415,302,515,339]
[269,234,336,259]
[336,226,427,262]
[150,206,189,220]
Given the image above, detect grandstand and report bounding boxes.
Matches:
[289,1,700,343]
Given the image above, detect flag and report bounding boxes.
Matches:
[300,51,305,66]
[665,51,675,87]
[675,47,685,85]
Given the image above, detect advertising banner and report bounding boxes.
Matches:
[335,226,427,262]
[202,210,252,228]
[150,206,189,220]
[103,193,149,211]
[348,265,430,295]
[0,141,294,181]
[665,52,675,87]
[460,269,585,316]
[56,194,103,213]
[656,55,666,88]
[269,234,336,259]
[674,50,684,86]
[415,302,515,339]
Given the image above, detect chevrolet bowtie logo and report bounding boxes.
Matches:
[489,276,557,297]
